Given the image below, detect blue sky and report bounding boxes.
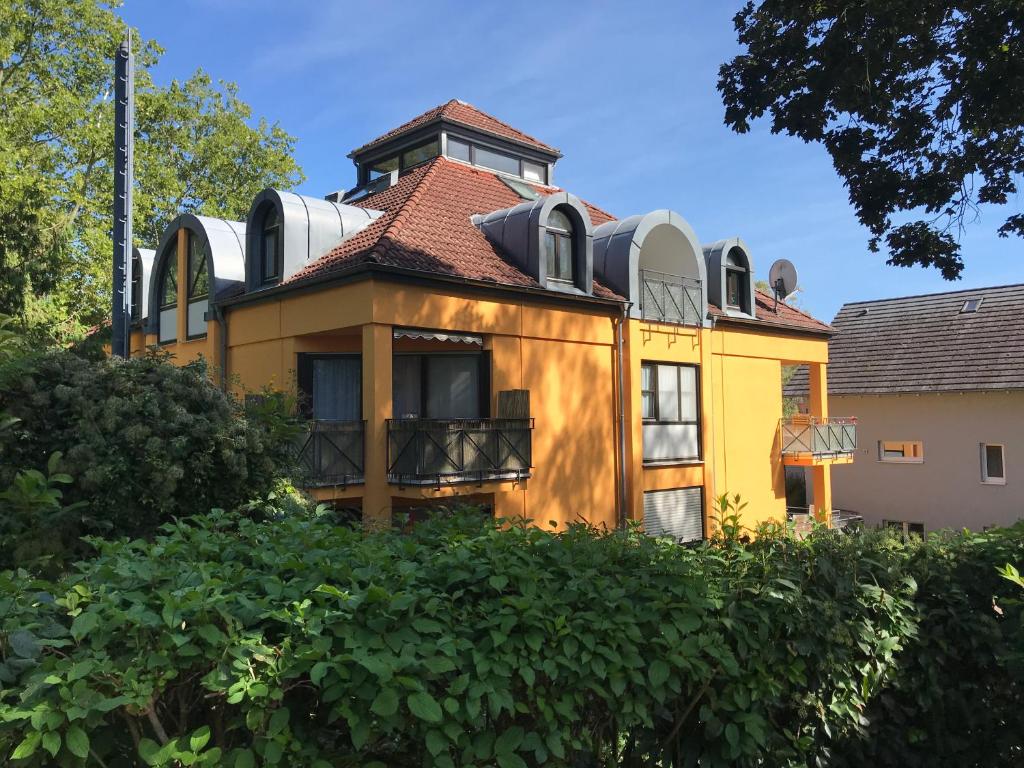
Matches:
[118,0,1022,321]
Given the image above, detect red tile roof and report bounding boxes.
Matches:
[350,99,560,157]
[287,156,620,298]
[709,291,832,334]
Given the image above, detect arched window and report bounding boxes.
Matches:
[130,251,143,320]
[157,245,178,344]
[186,232,209,338]
[725,247,748,312]
[544,207,574,284]
[261,207,281,284]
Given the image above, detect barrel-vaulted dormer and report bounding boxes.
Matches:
[474,192,594,295]
[592,210,708,326]
[146,215,246,343]
[704,238,756,319]
[245,189,383,290]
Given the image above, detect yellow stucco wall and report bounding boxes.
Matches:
[131,250,834,535]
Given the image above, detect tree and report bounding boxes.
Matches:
[0,0,304,342]
[719,1,1024,280]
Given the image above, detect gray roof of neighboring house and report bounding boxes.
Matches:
[786,283,1024,396]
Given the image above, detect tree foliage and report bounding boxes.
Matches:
[0,349,301,568]
[719,1,1024,279]
[0,0,304,342]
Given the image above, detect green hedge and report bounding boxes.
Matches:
[2,511,1021,766]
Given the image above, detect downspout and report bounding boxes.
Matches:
[616,301,632,530]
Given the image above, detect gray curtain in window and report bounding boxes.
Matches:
[426,356,479,418]
[312,358,360,420]
[393,356,422,419]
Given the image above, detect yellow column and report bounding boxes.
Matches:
[362,323,393,528]
[176,229,188,343]
[808,362,832,523]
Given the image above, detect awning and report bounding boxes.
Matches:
[392,328,483,346]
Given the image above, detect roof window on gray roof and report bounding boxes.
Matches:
[960,298,983,313]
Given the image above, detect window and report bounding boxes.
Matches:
[392,354,487,420]
[186,233,209,339]
[367,155,399,180]
[447,137,471,162]
[726,270,742,308]
[296,354,362,420]
[724,248,748,312]
[961,298,983,313]
[474,145,520,176]
[401,138,439,169]
[641,362,701,462]
[544,208,574,284]
[130,251,143,320]
[261,207,281,284]
[982,443,1006,484]
[878,440,924,463]
[157,244,177,344]
[522,160,546,184]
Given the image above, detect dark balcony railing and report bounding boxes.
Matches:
[297,420,364,487]
[387,418,533,485]
[639,269,702,326]
[780,416,857,458]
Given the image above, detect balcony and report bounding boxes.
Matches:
[297,420,365,487]
[387,418,533,486]
[780,416,857,466]
[639,269,702,326]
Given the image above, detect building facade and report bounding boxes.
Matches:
[126,100,851,535]
[788,284,1024,533]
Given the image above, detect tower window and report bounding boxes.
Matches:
[261,207,281,284]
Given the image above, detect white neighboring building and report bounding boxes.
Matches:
[787,284,1024,534]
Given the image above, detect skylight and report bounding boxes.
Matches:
[960,298,983,313]
[499,176,541,201]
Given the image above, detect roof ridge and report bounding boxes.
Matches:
[841,282,1024,307]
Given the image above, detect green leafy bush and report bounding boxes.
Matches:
[0,349,300,567]
[0,511,925,767]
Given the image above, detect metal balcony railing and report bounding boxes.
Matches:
[787,506,864,532]
[639,269,703,326]
[297,420,365,487]
[780,416,857,459]
[387,418,534,486]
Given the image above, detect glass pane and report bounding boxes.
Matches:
[544,232,557,278]
[188,236,208,298]
[474,145,519,175]
[447,137,471,162]
[986,445,1004,478]
[640,364,654,391]
[262,231,278,281]
[657,365,680,422]
[368,155,399,179]
[401,138,439,169]
[312,358,361,421]
[678,366,698,421]
[725,247,745,267]
[426,356,480,419]
[641,392,655,420]
[547,209,572,233]
[523,161,546,183]
[392,355,422,419]
[160,259,177,308]
[556,235,572,281]
[726,271,741,307]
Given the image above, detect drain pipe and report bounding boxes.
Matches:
[214,304,229,392]
[615,301,632,530]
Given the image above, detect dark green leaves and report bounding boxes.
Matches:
[407,691,443,723]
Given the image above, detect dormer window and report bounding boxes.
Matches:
[725,248,748,312]
[186,232,209,339]
[545,208,575,283]
[261,208,281,284]
[443,135,549,184]
[157,245,178,344]
[365,138,440,182]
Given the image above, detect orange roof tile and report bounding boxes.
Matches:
[287,157,620,298]
[350,99,559,157]
[709,291,832,334]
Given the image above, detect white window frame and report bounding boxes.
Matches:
[981,443,1006,485]
[878,440,924,464]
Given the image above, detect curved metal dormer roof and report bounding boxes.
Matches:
[245,189,383,289]
[145,214,246,334]
[703,237,757,319]
[474,192,594,295]
[592,210,708,324]
[132,247,155,321]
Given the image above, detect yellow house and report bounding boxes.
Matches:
[127,99,853,536]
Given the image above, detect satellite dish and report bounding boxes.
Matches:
[768,258,799,300]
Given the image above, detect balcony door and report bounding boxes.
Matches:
[297,354,361,420]
[392,353,489,420]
